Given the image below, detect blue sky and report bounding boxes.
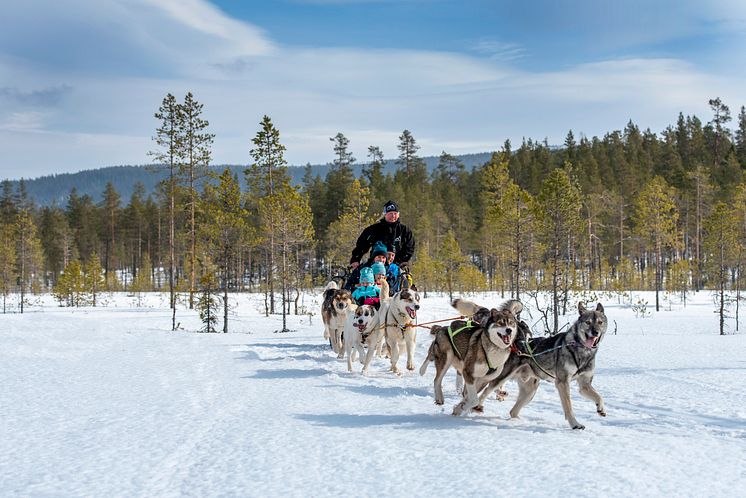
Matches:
[1,0,745,180]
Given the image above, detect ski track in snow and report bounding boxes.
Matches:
[2,292,746,497]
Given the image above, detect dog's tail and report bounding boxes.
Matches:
[451,298,482,317]
[500,299,523,318]
[418,334,437,376]
[324,280,338,292]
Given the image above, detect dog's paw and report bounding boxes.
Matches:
[496,390,508,401]
[435,399,444,406]
[452,403,465,416]
[597,408,607,417]
[571,423,586,430]
[471,405,484,413]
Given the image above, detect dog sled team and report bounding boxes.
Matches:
[322,199,609,430]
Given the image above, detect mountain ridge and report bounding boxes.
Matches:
[5,152,495,206]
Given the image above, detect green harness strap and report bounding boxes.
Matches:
[447,320,475,360]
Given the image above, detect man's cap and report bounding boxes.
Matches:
[383,200,398,213]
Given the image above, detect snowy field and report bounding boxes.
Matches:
[2,290,745,497]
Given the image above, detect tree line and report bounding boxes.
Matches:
[2,94,746,335]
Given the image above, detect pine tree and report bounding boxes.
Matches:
[535,169,582,333]
[321,133,357,242]
[54,259,85,307]
[703,202,739,335]
[247,115,289,315]
[324,179,376,265]
[259,181,314,332]
[178,92,214,310]
[0,180,17,221]
[84,253,105,307]
[363,145,386,207]
[197,265,219,333]
[149,93,182,330]
[201,169,250,332]
[130,252,153,306]
[100,182,121,285]
[15,209,43,313]
[411,241,441,297]
[0,223,15,313]
[686,165,713,290]
[38,206,71,285]
[633,176,679,312]
[397,130,420,176]
[436,230,467,302]
[736,106,746,168]
[708,97,733,190]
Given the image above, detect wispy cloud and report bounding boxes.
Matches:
[0,85,72,107]
[0,0,743,179]
[0,111,49,132]
[471,40,527,61]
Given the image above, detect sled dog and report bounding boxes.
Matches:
[361,281,420,376]
[477,302,608,430]
[321,281,356,356]
[419,299,520,414]
[344,304,380,372]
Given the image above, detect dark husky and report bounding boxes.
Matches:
[477,302,607,430]
[419,299,521,414]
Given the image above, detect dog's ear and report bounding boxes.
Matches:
[410,283,418,292]
[473,307,491,328]
[596,303,604,313]
[578,302,587,315]
[401,278,410,291]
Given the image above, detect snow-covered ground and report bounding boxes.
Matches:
[2,291,745,497]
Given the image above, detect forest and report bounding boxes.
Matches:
[2,93,746,334]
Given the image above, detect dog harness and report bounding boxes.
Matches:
[447,320,475,360]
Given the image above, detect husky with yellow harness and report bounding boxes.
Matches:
[419,299,521,410]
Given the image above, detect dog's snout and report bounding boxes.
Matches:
[414,305,420,310]
[505,327,512,334]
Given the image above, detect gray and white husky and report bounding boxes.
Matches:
[477,302,608,430]
[419,299,521,414]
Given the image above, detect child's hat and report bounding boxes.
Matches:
[371,241,388,258]
[372,262,386,275]
[359,267,374,284]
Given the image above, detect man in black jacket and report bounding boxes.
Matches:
[349,200,415,271]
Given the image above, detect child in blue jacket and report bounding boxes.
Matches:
[352,266,381,308]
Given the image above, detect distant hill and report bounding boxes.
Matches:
[6,152,494,206]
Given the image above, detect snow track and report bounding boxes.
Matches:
[2,292,745,497]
